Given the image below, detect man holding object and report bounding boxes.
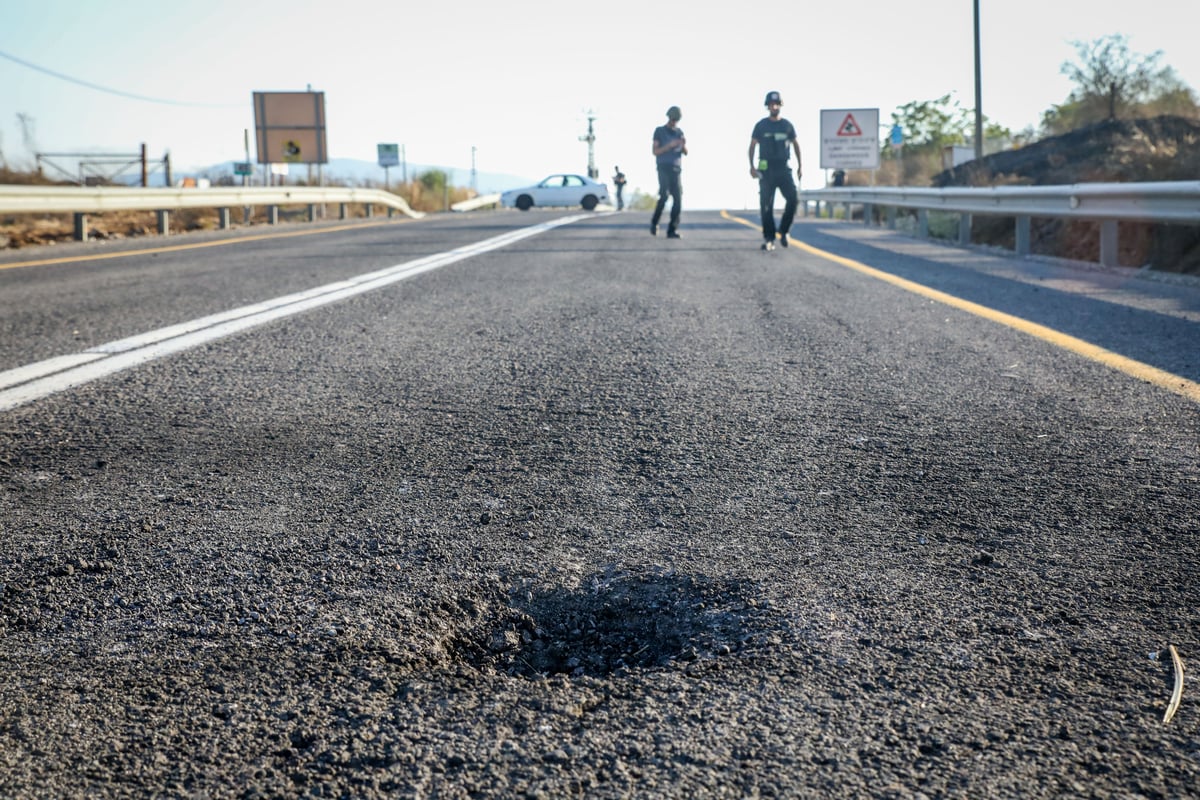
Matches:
[651,105,687,239]
[749,91,802,251]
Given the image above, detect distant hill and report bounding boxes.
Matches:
[186,158,536,194]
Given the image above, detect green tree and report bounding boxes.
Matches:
[1044,34,1199,134]
[883,95,1013,156]
[879,95,1010,185]
[418,169,449,194]
[886,95,972,155]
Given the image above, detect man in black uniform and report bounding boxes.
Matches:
[651,106,687,238]
[748,90,802,250]
[612,166,627,210]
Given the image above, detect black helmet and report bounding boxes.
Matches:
[666,106,682,121]
[764,91,782,106]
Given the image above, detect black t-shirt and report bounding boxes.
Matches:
[654,125,685,167]
[752,117,796,165]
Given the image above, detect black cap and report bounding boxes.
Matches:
[764,91,782,106]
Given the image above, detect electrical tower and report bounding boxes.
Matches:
[579,111,598,179]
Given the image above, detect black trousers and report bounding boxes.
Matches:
[652,165,682,232]
[759,166,797,240]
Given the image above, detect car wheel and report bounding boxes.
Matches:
[516,195,533,211]
[581,195,598,211]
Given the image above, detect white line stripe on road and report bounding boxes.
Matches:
[0,215,590,412]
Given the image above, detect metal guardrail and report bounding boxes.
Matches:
[0,184,425,241]
[451,193,501,212]
[800,181,1200,268]
[0,184,424,217]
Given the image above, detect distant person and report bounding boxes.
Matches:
[612,166,627,210]
[748,90,802,251]
[651,106,687,238]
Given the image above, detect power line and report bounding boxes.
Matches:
[0,48,240,108]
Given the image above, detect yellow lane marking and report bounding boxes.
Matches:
[0,218,409,271]
[721,210,1200,404]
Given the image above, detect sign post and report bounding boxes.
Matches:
[377,143,400,190]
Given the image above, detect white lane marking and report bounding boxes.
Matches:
[0,215,590,412]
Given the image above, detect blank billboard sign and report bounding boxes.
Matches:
[253,91,328,165]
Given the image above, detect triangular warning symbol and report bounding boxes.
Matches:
[837,114,863,136]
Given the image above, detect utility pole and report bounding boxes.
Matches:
[579,111,597,179]
[973,0,984,160]
[471,146,477,192]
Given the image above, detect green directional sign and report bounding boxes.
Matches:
[377,143,400,168]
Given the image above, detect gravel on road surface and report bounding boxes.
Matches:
[2,212,1198,798]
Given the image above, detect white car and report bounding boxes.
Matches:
[501,174,610,211]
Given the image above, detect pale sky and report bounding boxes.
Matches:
[1,0,1197,209]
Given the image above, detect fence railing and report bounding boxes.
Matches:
[799,181,1200,268]
[451,193,501,212]
[0,184,425,241]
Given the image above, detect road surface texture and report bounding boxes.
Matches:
[1,210,1198,798]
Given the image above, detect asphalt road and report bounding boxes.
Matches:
[1,209,1198,798]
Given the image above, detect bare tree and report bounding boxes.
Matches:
[1062,35,1166,120]
[1044,34,1198,134]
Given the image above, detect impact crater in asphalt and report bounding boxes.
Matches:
[448,566,785,679]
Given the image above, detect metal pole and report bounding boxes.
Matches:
[579,111,597,179]
[973,0,983,160]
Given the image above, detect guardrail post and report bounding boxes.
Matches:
[958,213,972,245]
[339,203,347,220]
[863,203,873,227]
[218,208,231,230]
[243,206,251,224]
[73,213,88,242]
[308,204,317,222]
[268,206,279,225]
[156,210,170,236]
[1100,221,1119,267]
[1015,216,1031,256]
[886,207,897,230]
[842,202,851,222]
[365,204,374,218]
[918,209,929,238]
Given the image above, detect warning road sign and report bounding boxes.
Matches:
[837,114,863,136]
[820,108,880,170]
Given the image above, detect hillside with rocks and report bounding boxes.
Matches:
[933,116,1200,274]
